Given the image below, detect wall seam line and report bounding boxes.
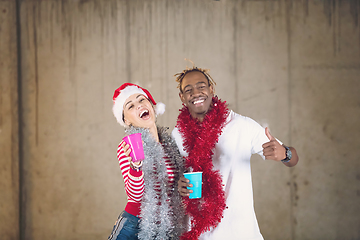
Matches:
[285,0,295,239]
[15,0,24,239]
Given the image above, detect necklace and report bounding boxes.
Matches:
[176,97,229,240]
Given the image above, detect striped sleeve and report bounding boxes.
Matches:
[117,142,144,203]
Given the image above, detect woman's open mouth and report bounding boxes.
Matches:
[139,110,150,119]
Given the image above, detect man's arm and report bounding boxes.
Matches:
[282,146,298,167]
[262,127,299,167]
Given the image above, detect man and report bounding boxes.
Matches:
[171,66,299,240]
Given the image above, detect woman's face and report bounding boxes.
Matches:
[123,93,156,128]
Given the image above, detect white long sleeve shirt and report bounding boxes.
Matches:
[172,110,280,240]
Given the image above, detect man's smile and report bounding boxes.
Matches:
[191,97,206,105]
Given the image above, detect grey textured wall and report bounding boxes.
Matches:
[0,1,19,240]
[1,0,360,239]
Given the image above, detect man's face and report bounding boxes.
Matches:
[179,71,214,121]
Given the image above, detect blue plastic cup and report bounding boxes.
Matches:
[183,172,203,199]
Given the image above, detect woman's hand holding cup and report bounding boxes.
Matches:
[121,141,142,168]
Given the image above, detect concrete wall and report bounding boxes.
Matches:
[1,0,359,239]
[0,1,19,240]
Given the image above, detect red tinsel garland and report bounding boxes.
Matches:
[176,97,229,240]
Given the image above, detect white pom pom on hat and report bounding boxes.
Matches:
[112,83,165,127]
[155,102,165,115]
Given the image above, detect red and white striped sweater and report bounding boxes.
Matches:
[117,142,176,217]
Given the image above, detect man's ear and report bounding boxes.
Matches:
[209,84,214,96]
[179,92,185,103]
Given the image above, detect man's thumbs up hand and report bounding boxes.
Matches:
[262,127,286,161]
[265,127,275,141]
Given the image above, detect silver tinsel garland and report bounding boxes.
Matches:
[125,126,186,240]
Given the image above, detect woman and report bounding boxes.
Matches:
[108,83,185,240]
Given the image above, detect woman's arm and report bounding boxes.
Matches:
[117,142,144,202]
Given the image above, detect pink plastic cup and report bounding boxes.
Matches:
[122,133,145,162]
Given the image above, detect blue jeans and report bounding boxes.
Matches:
[108,211,140,240]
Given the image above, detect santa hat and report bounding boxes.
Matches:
[112,83,165,127]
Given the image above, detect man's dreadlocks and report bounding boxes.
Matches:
[174,64,216,93]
